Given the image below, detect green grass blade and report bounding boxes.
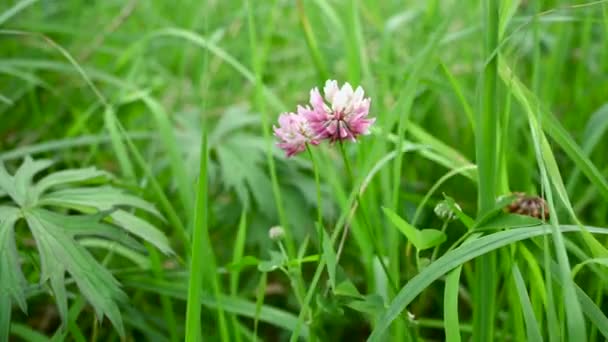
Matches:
[296,0,329,82]
[141,97,194,216]
[184,119,209,342]
[512,264,543,342]
[366,225,608,341]
[149,245,179,342]
[0,0,39,26]
[104,107,136,181]
[444,266,462,342]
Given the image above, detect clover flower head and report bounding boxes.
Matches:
[273,111,319,157]
[303,80,375,143]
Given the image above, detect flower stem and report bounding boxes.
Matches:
[336,141,398,292]
[338,141,354,184]
[307,144,323,234]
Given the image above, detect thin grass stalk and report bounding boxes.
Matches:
[472,1,500,341]
[184,120,209,342]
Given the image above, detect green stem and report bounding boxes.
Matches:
[306,144,323,228]
[338,141,354,185]
[431,220,450,261]
[337,141,398,292]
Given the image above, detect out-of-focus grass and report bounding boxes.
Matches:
[2,0,608,340]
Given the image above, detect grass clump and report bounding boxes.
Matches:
[2,0,608,340]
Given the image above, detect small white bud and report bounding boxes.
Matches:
[269,226,285,241]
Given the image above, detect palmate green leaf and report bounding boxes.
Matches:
[0,156,172,337]
[25,207,127,335]
[366,225,608,341]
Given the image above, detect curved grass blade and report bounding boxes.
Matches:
[366,225,608,341]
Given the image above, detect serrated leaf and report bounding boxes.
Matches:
[0,206,26,312]
[110,210,172,255]
[0,157,171,338]
[40,186,162,218]
[0,163,19,204]
[78,238,151,269]
[33,167,111,201]
[25,208,126,336]
[40,209,145,252]
[14,157,53,206]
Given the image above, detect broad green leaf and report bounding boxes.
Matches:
[383,207,446,250]
[366,225,608,341]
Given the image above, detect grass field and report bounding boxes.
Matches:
[2,0,608,341]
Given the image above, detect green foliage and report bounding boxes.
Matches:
[0,157,171,337]
[2,0,608,340]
